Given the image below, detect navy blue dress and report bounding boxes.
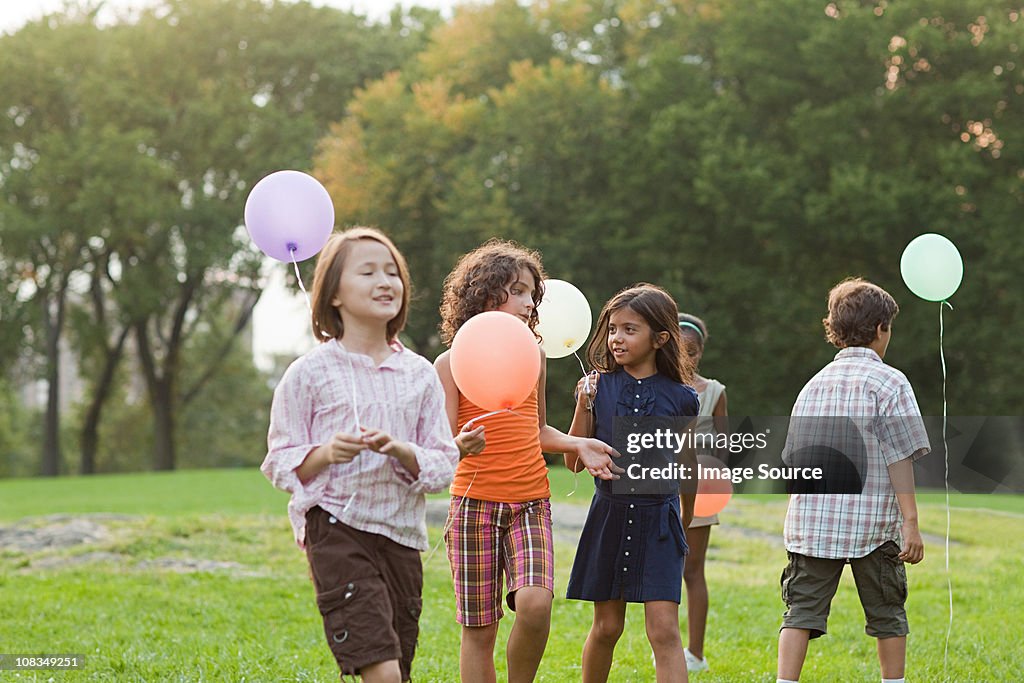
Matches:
[566,369,699,603]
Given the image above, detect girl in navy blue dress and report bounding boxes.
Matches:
[564,283,699,683]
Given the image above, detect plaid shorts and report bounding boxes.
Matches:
[444,496,554,627]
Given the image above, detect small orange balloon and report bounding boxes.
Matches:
[694,455,733,516]
[450,311,541,412]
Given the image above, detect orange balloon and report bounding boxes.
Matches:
[694,455,733,516]
[450,311,541,412]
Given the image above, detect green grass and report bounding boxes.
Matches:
[0,468,1021,681]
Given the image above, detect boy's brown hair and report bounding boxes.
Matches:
[439,239,546,346]
[588,284,695,385]
[823,277,899,349]
[310,227,411,343]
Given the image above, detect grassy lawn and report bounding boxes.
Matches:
[0,468,1021,681]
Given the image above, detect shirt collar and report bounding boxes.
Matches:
[834,346,882,363]
[333,337,406,369]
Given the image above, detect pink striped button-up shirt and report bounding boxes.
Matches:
[261,338,459,551]
[782,347,930,559]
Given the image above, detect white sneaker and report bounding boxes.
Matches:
[684,648,709,673]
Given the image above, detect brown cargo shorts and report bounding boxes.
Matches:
[305,507,423,680]
[780,540,909,640]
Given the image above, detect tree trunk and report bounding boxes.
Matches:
[40,279,68,477]
[79,327,129,475]
[151,378,175,471]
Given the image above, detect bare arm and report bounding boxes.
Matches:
[887,452,925,564]
[434,351,486,458]
[535,356,622,480]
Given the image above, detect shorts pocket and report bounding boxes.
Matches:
[398,596,423,661]
[879,543,908,604]
[780,554,797,604]
[315,579,379,661]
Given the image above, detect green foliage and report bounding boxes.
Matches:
[313,0,1024,417]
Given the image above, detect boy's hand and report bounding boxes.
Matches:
[324,432,364,464]
[899,519,924,564]
[457,425,486,457]
[575,437,624,480]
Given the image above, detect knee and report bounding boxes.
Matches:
[513,590,552,631]
[683,559,704,584]
[645,613,682,650]
[462,623,499,649]
[590,615,625,644]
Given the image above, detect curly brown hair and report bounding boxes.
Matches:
[439,239,546,346]
[823,277,899,349]
[587,284,695,385]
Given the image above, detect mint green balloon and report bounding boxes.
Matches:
[900,233,963,301]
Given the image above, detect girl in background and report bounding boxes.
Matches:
[677,312,728,674]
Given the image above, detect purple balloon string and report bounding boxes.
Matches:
[289,247,313,317]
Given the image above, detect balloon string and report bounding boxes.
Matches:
[940,299,954,669]
[571,350,596,496]
[290,247,313,316]
[463,408,530,429]
[573,350,594,410]
[425,469,479,567]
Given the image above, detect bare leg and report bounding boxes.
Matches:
[460,623,499,683]
[644,600,687,683]
[582,600,627,683]
[877,636,906,680]
[360,660,402,683]
[683,525,710,658]
[777,627,810,681]
[506,587,552,683]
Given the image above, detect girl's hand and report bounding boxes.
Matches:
[456,424,486,457]
[575,437,623,480]
[360,427,415,461]
[324,432,364,464]
[574,371,599,405]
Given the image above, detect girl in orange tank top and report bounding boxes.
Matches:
[434,239,621,683]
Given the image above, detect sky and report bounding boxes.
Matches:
[2,0,456,369]
[1,0,454,33]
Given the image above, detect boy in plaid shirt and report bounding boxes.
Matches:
[776,278,930,683]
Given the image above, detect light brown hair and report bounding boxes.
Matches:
[823,277,899,348]
[587,284,695,384]
[310,227,411,343]
[438,239,546,346]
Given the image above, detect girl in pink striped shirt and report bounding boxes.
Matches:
[262,227,459,683]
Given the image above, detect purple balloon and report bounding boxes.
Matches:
[244,170,335,262]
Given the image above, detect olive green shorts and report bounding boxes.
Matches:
[780,540,909,639]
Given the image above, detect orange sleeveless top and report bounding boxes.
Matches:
[449,384,551,502]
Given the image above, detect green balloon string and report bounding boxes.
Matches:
[940,299,953,669]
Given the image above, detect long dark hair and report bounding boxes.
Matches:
[587,284,694,384]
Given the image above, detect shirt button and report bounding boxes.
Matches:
[634,408,639,413]
[630,488,635,492]
[635,394,640,399]
[637,380,642,384]
[629,504,635,509]
[625,551,630,556]
[627,536,632,541]
[623,567,628,572]
[633,423,638,427]
[628,519,633,525]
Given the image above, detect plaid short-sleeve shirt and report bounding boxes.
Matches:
[782,347,930,559]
